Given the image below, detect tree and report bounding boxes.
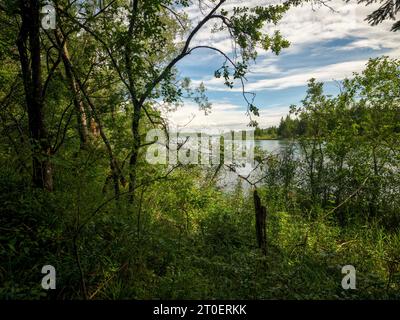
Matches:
[57,0,295,199]
[281,57,400,223]
[54,29,89,150]
[354,0,400,31]
[15,0,53,190]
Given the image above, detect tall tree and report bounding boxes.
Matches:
[16,0,53,190]
[54,29,89,150]
[59,0,294,199]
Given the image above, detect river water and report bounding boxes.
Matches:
[214,139,294,191]
[162,136,294,191]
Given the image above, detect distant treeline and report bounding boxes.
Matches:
[255,114,317,140]
[255,116,308,140]
[256,61,400,140]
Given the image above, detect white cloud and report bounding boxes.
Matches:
[190,59,368,91]
[183,0,398,55]
[169,0,400,128]
[163,101,289,130]
[179,1,399,91]
[243,59,368,90]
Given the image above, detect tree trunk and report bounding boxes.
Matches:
[54,30,89,149]
[126,0,140,200]
[69,68,126,199]
[129,101,142,199]
[369,146,380,219]
[90,117,100,137]
[17,0,53,191]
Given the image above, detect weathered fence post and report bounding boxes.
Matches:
[253,189,267,255]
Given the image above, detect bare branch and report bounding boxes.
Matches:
[138,0,227,106]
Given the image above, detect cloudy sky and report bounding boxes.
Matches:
[164,0,400,131]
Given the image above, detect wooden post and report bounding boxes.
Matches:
[253,189,267,255]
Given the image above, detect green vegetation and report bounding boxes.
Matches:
[0,1,399,300]
[254,126,279,140]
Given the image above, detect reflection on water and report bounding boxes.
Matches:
[214,139,294,192]
[255,139,291,154]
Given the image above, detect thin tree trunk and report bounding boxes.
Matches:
[54,30,89,149]
[51,26,125,198]
[369,146,380,218]
[71,70,126,198]
[129,101,141,198]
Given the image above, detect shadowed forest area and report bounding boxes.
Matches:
[0,0,399,300]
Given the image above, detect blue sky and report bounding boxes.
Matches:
[164,0,400,131]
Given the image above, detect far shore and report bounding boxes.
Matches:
[254,137,280,141]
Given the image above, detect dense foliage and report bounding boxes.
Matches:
[0,0,399,300]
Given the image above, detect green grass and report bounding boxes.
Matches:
[1,165,399,300]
